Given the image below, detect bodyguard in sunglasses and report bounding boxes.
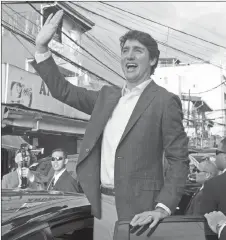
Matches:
[46,148,81,193]
[201,137,226,238]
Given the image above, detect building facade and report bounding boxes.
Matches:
[1,2,101,174]
[154,61,226,145]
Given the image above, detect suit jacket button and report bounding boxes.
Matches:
[117,156,123,159]
[85,148,90,153]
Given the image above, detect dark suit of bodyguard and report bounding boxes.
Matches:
[33,13,188,235]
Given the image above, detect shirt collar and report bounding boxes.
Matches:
[121,79,152,96]
[54,168,66,180]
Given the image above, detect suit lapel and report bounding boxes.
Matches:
[78,88,121,165]
[54,170,67,187]
[118,81,159,146]
[95,88,122,140]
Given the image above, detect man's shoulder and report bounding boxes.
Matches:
[205,172,226,188]
[61,170,76,182]
[100,84,121,94]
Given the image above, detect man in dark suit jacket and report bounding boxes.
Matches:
[201,138,226,239]
[32,10,189,240]
[46,148,81,193]
[205,211,226,240]
[186,159,218,215]
[201,138,226,215]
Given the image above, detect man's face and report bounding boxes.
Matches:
[15,151,31,168]
[51,151,67,172]
[195,162,210,184]
[121,39,156,85]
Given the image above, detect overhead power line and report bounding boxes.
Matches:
[71,2,226,94]
[26,2,125,80]
[100,2,226,50]
[2,21,116,86]
[183,79,226,95]
[3,4,121,73]
[71,2,224,70]
[11,31,34,57]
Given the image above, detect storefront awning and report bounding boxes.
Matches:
[1,105,88,136]
[1,135,27,150]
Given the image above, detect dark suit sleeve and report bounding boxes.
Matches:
[219,225,226,240]
[157,94,189,212]
[200,180,217,214]
[31,56,99,115]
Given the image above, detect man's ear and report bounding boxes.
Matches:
[149,57,157,67]
[64,158,68,165]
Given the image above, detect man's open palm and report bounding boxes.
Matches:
[36,10,64,51]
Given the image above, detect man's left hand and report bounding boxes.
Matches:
[130,208,169,229]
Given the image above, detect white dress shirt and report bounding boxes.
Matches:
[35,51,171,215]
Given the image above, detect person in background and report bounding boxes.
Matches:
[2,147,42,189]
[201,138,226,215]
[205,211,226,240]
[185,159,218,215]
[46,148,81,193]
[32,10,189,240]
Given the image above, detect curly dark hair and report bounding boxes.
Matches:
[119,30,160,76]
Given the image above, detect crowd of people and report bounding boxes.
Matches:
[2,9,226,240]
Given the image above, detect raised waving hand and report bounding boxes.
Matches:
[35,10,64,53]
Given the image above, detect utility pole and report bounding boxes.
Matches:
[187,89,191,126]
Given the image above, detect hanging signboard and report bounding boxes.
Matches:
[1,63,90,121]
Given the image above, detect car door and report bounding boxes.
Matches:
[114,216,217,240]
[3,223,54,240]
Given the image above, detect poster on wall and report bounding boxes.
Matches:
[1,63,90,121]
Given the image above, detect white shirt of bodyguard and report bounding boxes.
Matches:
[35,51,171,215]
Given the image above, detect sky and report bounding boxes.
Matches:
[69,1,226,85]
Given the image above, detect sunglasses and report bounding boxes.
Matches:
[216,150,226,156]
[51,156,64,162]
[194,168,208,174]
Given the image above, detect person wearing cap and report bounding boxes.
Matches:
[32,10,189,240]
[46,148,81,193]
[2,148,42,189]
[201,138,226,237]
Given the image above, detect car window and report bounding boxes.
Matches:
[18,231,47,240]
[114,217,215,240]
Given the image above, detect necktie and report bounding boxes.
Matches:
[47,176,55,190]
